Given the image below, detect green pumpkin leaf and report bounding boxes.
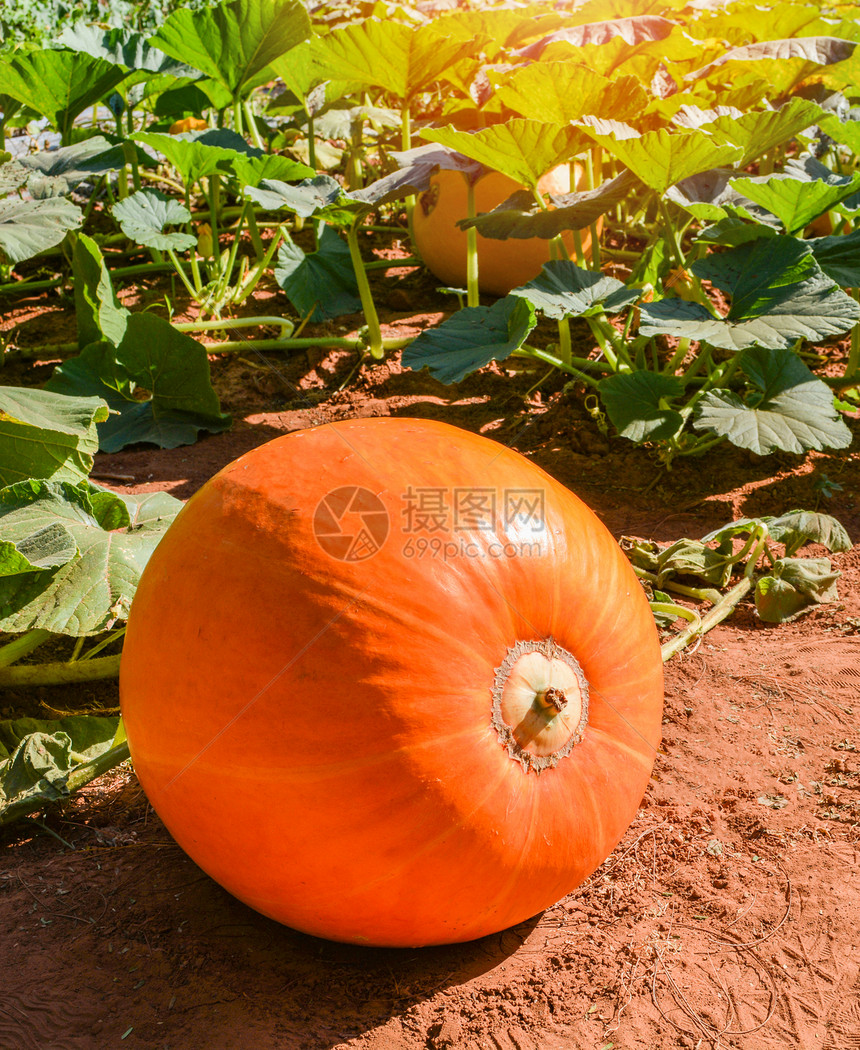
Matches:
[274,225,361,322]
[133,129,261,186]
[361,145,484,208]
[72,234,129,351]
[819,112,860,159]
[766,510,852,556]
[57,23,196,77]
[0,523,78,578]
[639,237,860,350]
[307,19,479,101]
[755,556,841,623]
[0,196,81,265]
[0,387,108,488]
[0,716,125,826]
[730,171,860,235]
[656,537,733,588]
[693,346,852,454]
[459,169,643,241]
[112,189,196,252]
[665,168,776,225]
[700,517,766,545]
[598,371,685,443]
[699,97,826,168]
[402,296,537,385]
[688,3,831,47]
[243,175,359,224]
[806,229,860,289]
[0,49,129,142]
[0,481,182,636]
[14,136,129,198]
[218,151,314,188]
[511,260,639,319]
[694,217,779,248]
[492,63,647,124]
[514,14,676,60]
[687,36,858,84]
[421,120,590,191]
[46,314,231,453]
[580,123,742,195]
[149,0,312,98]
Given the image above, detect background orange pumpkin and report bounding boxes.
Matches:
[411,165,599,296]
[120,418,663,947]
[169,116,209,135]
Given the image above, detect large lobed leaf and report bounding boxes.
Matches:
[598,372,685,443]
[402,297,537,385]
[513,14,676,60]
[12,136,130,199]
[47,315,232,453]
[0,387,108,488]
[579,120,742,195]
[639,237,860,350]
[731,170,860,236]
[112,189,197,252]
[0,50,129,141]
[755,557,841,623]
[274,225,361,322]
[0,197,82,265]
[491,64,648,125]
[0,481,182,636]
[511,260,639,319]
[148,0,312,97]
[693,347,852,455]
[306,18,480,101]
[421,120,590,191]
[460,169,644,241]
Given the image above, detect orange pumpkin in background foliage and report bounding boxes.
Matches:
[411,164,599,296]
[120,418,663,948]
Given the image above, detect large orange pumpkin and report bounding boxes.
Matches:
[120,417,663,947]
[411,165,599,296]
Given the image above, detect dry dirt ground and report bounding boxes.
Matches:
[2,246,860,1050]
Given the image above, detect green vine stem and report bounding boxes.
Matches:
[674,432,727,458]
[346,216,385,359]
[466,179,479,308]
[583,316,619,370]
[9,333,413,361]
[165,248,199,299]
[664,337,692,374]
[518,345,602,387]
[0,629,52,669]
[847,289,860,377]
[582,148,601,270]
[657,197,686,270]
[631,565,722,605]
[0,653,122,688]
[243,99,265,151]
[232,94,244,138]
[174,316,295,339]
[651,601,702,631]
[660,576,754,662]
[557,318,572,364]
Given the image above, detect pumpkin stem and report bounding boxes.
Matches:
[537,686,567,713]
[491,639,589,774]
